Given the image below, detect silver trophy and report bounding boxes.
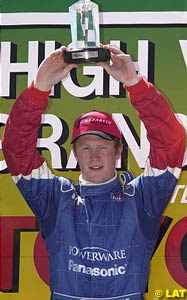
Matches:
[64,0,110,63]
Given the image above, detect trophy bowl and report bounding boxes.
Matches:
[64,0,111,64]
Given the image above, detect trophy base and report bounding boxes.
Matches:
[64,47,111,64]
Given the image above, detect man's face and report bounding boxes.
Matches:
[73,135,123,184]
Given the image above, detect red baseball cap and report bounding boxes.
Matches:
[71,110,122,143]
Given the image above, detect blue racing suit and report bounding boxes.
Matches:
[2,78,185,300]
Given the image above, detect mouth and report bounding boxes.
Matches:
[89,165,104,170]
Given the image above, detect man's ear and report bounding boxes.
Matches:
[115,143,123,160]
[72,145,78,162]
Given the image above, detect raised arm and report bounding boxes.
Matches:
[125,79,185,169]
[2,47,78,176]
[99,45,186,169]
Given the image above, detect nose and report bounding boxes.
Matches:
[90,148,100,160]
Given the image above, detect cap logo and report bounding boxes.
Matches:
[75,116,112,129]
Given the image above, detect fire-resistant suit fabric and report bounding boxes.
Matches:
[2,78,185,300]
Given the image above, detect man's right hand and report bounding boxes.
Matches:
[34,47,78,92]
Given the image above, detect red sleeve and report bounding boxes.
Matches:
[2,82,51,176]
[125,77,186,169]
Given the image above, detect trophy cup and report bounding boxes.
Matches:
[64,0,110,64]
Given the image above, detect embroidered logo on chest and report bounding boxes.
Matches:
[111,192,124,202]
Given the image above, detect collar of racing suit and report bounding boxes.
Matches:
[75,170,134,199]
[79,170,118,186]
[76,171,121,199]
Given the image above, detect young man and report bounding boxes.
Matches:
[2,45,185,300]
